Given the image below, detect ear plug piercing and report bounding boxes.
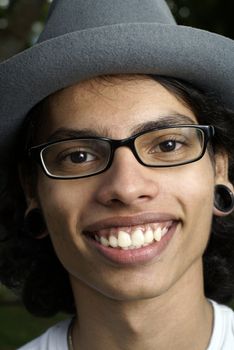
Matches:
[23,208,47,238]
[214,185,234,213]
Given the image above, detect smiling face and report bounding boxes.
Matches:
[25,75,224,302]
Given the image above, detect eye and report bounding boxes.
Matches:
[157,140,182,152]
[63,150,96,163]
[149,138,185,154]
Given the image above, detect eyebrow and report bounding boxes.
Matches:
[130,114,196,135]
[46,113,196,142]
[47,127,104,142]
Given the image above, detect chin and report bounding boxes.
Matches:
[93,276,169,302]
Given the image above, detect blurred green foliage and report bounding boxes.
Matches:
[0,303,66,349]
[0,285,66,348]
[169,0,234,38]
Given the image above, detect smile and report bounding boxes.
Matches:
[83,213,179,264]
[88,222,173,250]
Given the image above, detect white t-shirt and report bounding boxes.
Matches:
[18,300,234,350]
[207,301,234,350]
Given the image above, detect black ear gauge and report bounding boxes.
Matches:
[23,208,47,238]
[214,185,234,213]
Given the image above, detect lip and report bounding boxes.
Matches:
[83,212,179,233]
[83,213,180,266]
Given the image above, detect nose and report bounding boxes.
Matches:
[95,147,160,207]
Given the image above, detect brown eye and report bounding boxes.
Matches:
[69,151,92,163]
[158,140,179,152]
[57,149,97,164]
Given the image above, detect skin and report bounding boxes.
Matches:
[24,75,232,350]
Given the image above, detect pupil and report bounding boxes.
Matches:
[159,141,176,152]
[71,152,87,163]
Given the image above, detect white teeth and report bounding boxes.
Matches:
[109,235,118,248]
[131,229,145,247]
[95,224,171,248]
[118,231,132,248]
[154,227,162,242]
[161,227,168,237]
[144,228,154,243]
[100,236,109,247]
[95,234,100,242]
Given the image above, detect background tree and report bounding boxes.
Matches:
[0,0,233,61]
[0,0,48,60]
[170,0,234,38]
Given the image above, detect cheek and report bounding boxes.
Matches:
[36,178,94,279]
[36,178,86,242]
[172,155,215,254]
[179,157,215,215]
[150,157,216,290]
[157,154,215,219]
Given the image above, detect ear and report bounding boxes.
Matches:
[214,150,233,189]
[18,165,48,239]
[213,150,234,216]
[23,208,48,239]
[19,164,40,211]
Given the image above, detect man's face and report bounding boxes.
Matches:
[29,76,217,301]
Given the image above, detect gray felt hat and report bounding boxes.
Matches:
[0,0,234,161]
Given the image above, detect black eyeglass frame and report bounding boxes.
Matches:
[28,124,215,180]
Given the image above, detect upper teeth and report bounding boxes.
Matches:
[95,224,170,250]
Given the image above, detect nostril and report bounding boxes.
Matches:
[106,198,126,207]
[95,164,159,206]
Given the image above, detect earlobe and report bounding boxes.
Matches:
[23,193,48,239]
[25,198,40,214]
[23,208,48,239]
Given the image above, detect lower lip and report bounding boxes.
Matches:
[85,222,178,266]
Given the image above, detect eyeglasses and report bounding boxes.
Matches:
[28,125,215,179]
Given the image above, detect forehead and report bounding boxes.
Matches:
[38,75,197,141]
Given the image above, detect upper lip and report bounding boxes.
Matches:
[83,212,179,233]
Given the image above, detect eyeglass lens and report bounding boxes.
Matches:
[41,139,111,177]
[135,127,204,165]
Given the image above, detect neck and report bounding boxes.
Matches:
[70,260,213,350]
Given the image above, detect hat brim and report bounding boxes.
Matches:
[0,23,233,158]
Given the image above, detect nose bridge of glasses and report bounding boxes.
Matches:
[109,134,140,163]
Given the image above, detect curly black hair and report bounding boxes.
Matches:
[0,75,234,317]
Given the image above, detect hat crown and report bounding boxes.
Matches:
[38,0,176,42]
